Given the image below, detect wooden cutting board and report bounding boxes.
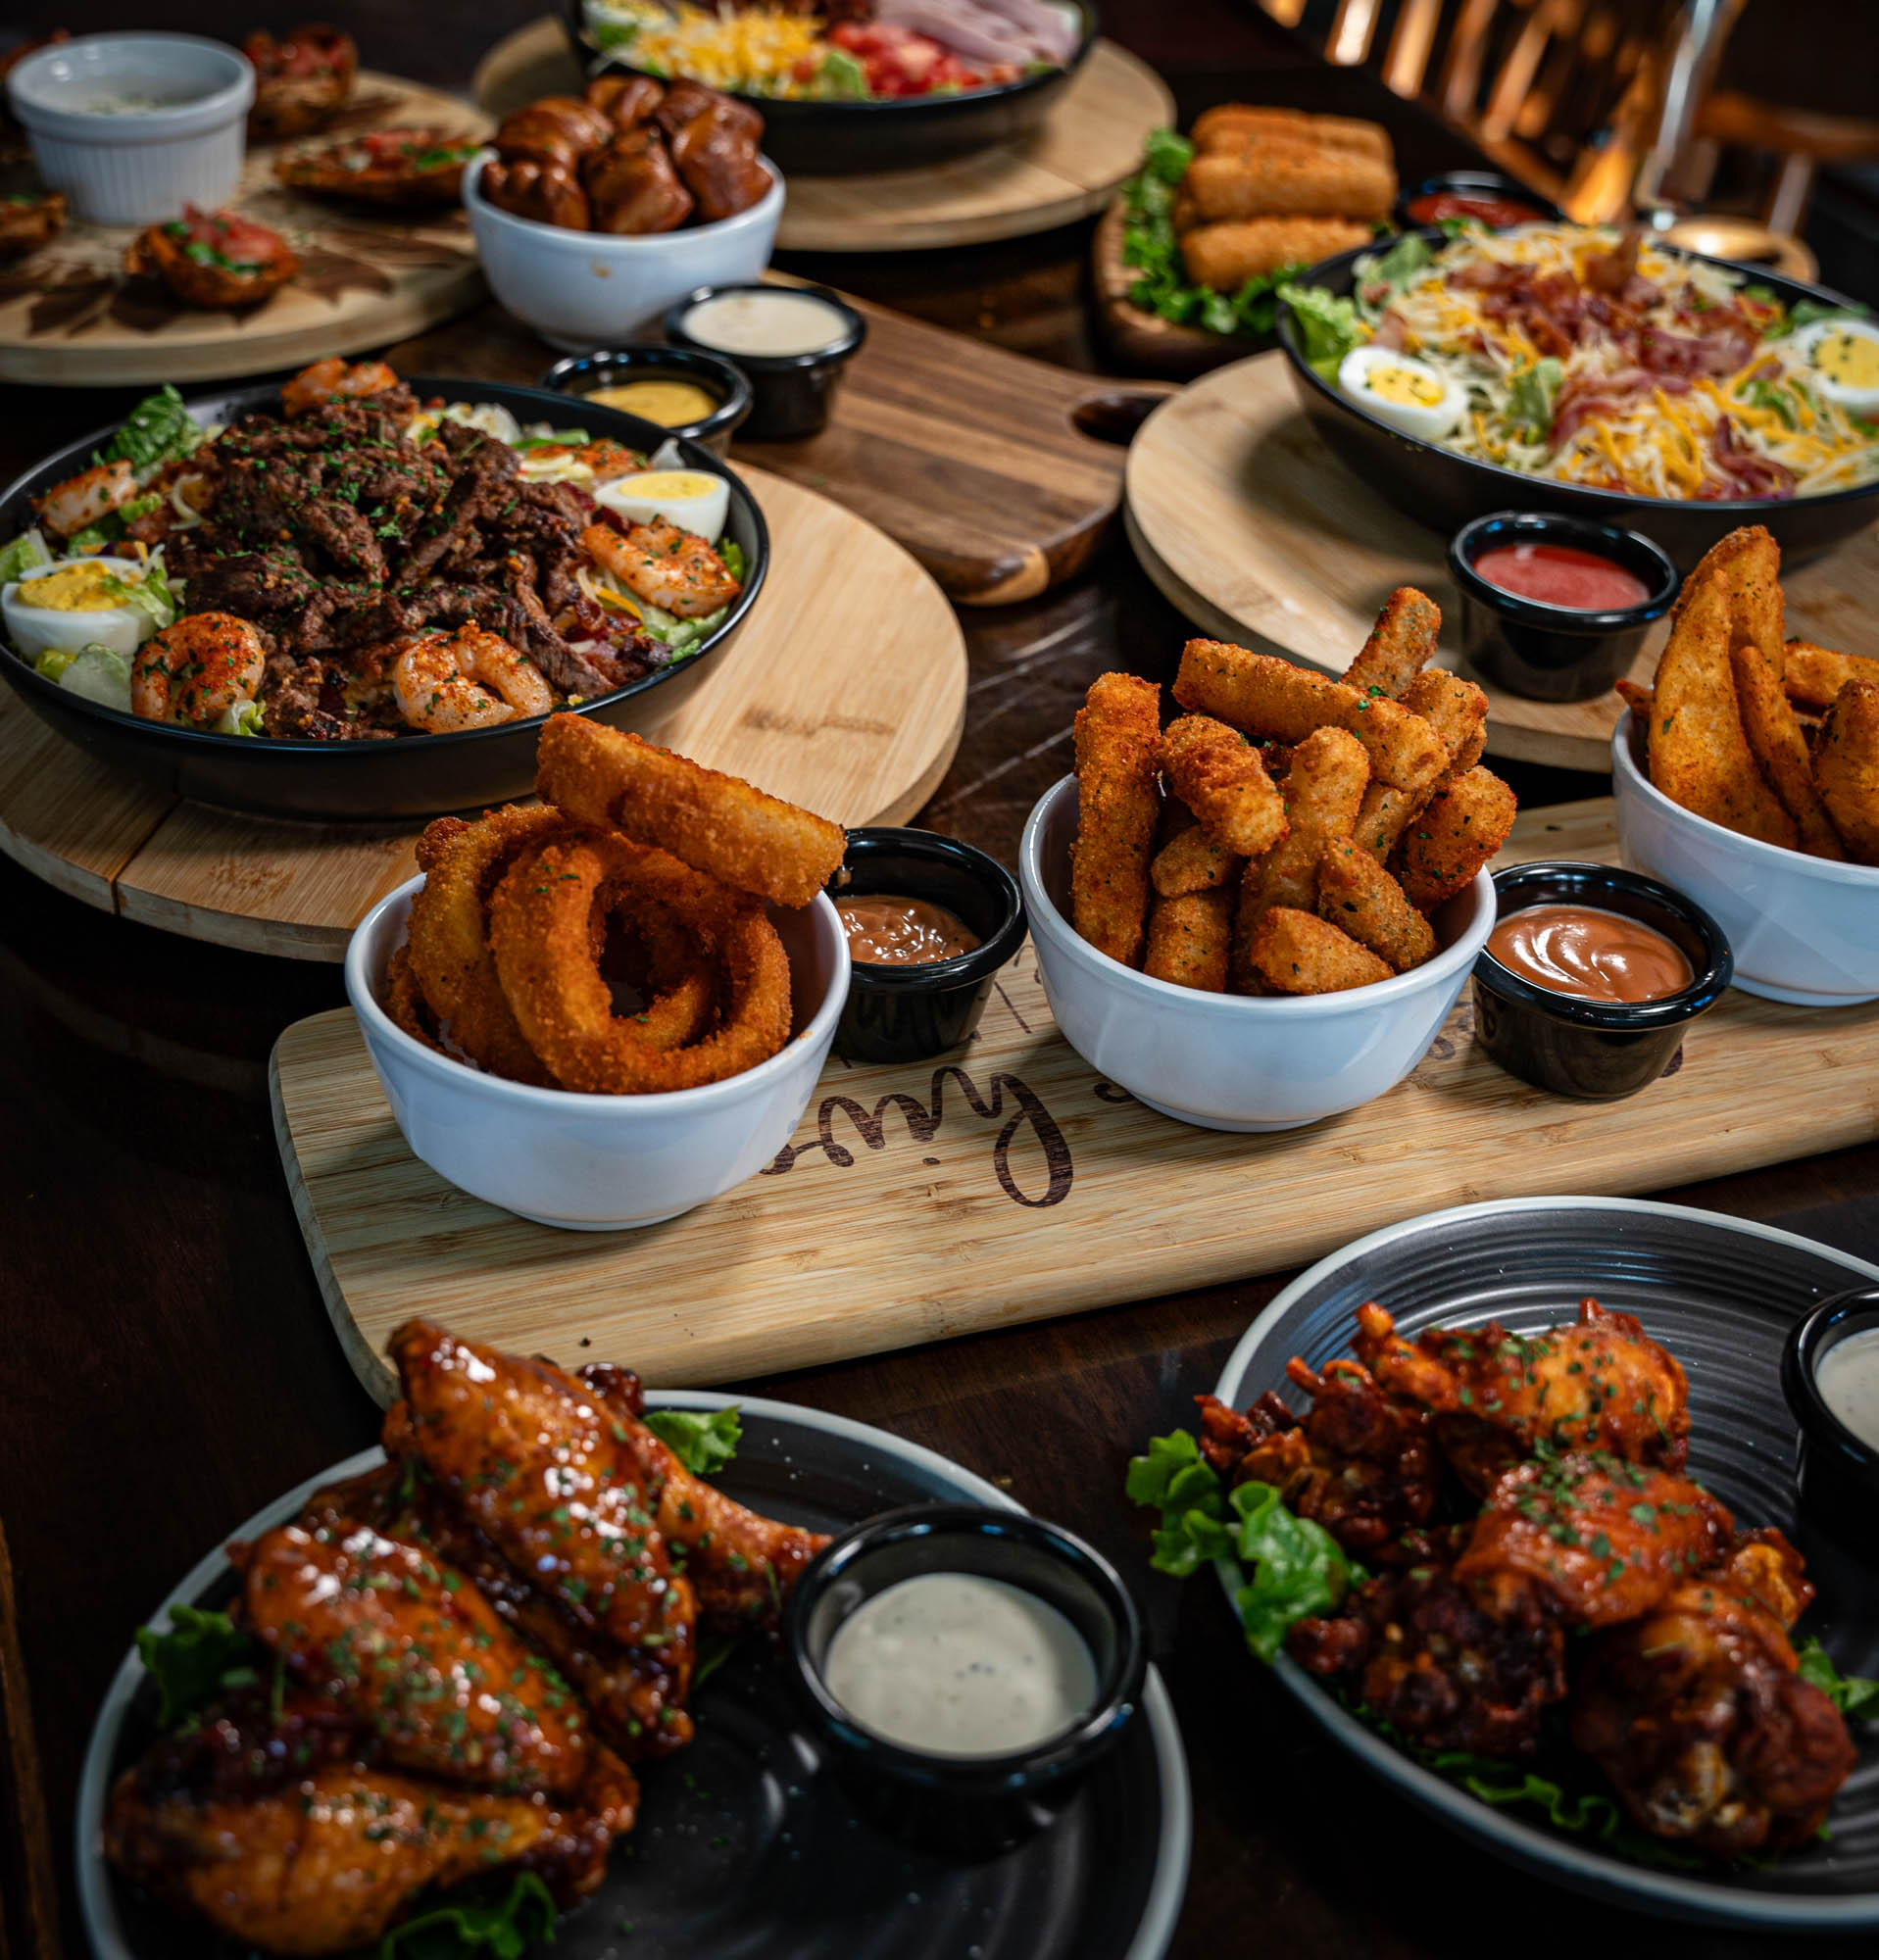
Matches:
[273,796,1879,1401]
[391,288,1160,607]
[1090,197,1273,378]
[1127,352,1879,772]
[0,467,964,960]
[0,72,488,386]
[471,17,1173,255]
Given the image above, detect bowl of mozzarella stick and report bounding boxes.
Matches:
[1019,592,1514,1130]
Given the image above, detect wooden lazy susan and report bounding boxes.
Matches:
[472,17,1173,254]
[273,796,1879,1401]
[0,73,488,386]
[1125,351,1879,773]
[0,467,964,960]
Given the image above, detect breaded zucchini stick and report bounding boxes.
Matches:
[1344,588,1442,701]
[1318,841,1436,972]
[1144,887,1235,991]
[1070,672,1162,966]
[1393,765,1517,910]
[1250,907,1393,994]
[1355,669,1486,859]
[1158,713,1288,857]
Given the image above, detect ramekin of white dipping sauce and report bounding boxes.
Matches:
[6,33,254,226]
[783,1503,1145,1856]
[666,282,866,441]
[1782,1284,1879,1557]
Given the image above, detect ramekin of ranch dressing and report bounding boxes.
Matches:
[821,1570,1099,1758]
[678,288,852,360]
[1817,1326,1879,1451]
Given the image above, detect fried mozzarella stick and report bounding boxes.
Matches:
[1180,216,1371,292]
[1344,587,1442,700]
[1230,724,1367,989]
[1785,640,1879,710]
[1144,887,1235,991]
[1070,671,1162,966]
[1355,669,1487,859]
[1190,104,1392,164]
[1184,143,1396,223]
[1158,713,1288,857]
[1393,765,1518,910]
[1250,907,1392,994]
[1318,841,1436,972]
[1173,639,1444,791]
[1816,680,1879,864]
[536,713,846,907]
[1731,642,1844,858]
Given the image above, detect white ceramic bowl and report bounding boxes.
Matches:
[1019,775,1495,1131]
[1610,714,1879,1006]
[6,33,253,226]
[344,874,848,1229]
[463,152,786,351]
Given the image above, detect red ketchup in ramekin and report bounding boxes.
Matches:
[1471,541,1652,612]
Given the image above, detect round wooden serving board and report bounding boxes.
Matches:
[1125,350,1879,772]
[0,466,965,960]
[0,72,488,387]
[472,16,1173,254]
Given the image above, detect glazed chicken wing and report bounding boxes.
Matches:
[1455,1450,1733,1630]
[1194,1353,1438,1561]
[1569,1531,1855,1857]
[239,1520,591,1792]
[389,1319,693,1655]
[1354,1298,1690,1493]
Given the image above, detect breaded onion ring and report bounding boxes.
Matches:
[489,834,792,1093]
[406,805,577,1085]
[383,944,444,1053]
[535,714,846,908]
[595,883,718,1052]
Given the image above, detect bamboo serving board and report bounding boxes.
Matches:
[1125,352,1879,772]
[472,17,1172,254]
[274,797,1879,1401]
[0,467,964,960]
[0,72,488,386]
[391,283,1156,608]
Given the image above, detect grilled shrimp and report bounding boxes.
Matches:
[281,357,401,417]
[131,613,267,727]
[581,518,741,619]
[34,460,138,542]
[391,625,554,733]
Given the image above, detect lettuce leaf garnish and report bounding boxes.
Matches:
[378,1871,558,1959]
[134,1604,260,1727]
[1797,1636,1879,1718]
[644,1405,740,1477]
[1278,282,1364,383]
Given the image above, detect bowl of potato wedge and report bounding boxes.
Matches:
[1611,523,1879,1005]
[1019,592,1512,1129]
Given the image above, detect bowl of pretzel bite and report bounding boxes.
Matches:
[1019,591,1513,1130]
[465,74,783,349]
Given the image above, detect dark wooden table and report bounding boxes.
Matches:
[2,6,1874,1958]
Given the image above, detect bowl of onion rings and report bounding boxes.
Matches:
[343,714,851,1229]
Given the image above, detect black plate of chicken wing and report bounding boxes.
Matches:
[78,1319,1189,1960]
[1206,1195,1879,1929]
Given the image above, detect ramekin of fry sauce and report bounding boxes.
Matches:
[1449,511,1678,703]
[829,829,1026,1066]
[1472,861,1731,1099]
[538,345,752,457]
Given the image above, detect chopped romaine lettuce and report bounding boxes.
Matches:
[1279,282,1364,382]
[113,554,179,630]
[1362,230,1433,294]
[0,528,52,586]
[644,1405,741,1477]
[38,643,132,711]
[98,384,202,477]
[1508,356,1563,442]
[1763,297,1866,342]
[718,537,747,584]
[812,46,869,99]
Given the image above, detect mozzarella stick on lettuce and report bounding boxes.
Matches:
[1317,841,1436,972]
[1393,766,1517,910]
[1190,104,1392,164]
[1181,216,1372,292]
[1159,713,1288,857]
[1071,672,1162,966]
[1144,886,1235,991]
[1184,143,1396,223]
[1250,907,1393,995]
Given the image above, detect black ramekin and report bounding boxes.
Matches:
[1395,169,1563,231]
[782,1503,1146,1858]
[1782,1286,1879,1558]
[536,345,752,457]
[665,283,866,441]
[1448,510,1679,702]
[829,828,1025,1065]
[1471,861,1732,1100]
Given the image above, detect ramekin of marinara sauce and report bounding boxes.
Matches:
[1397,170,1560,233]
[1447,510,1678,703]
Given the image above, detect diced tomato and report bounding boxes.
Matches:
[826,18,1006,95]
[176,204,290,264]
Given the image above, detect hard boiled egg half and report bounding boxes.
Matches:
[593,470,729,542]
[1789,316,1879,417]
[1337,346,1467,442]
[1,556,160,662]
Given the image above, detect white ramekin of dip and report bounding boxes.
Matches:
[6,32,254,226]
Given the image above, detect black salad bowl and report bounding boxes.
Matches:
[537,344,753,456]
[1783,1285,1879,1560]
[1448,510,1678,702]
[666,284,867,442]
[829,827,1026,1065]
[565,1,1098,175]
[782,1503,1146,1858]
[0,377,767,821]
[1471,860,1732,1100]
[1276,235,1879,569]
